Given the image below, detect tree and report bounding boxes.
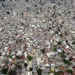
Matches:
[16,55,21,60]
[72,41,75,45]
[29,67,33,71]
[48,27,51,31]
[60,33,62,37]
[0,0,5,2]
[63,59,71,65]
[66,69,73,74]
[62,50,65,54]
[54,47,57,51]
[17,64,22,69]
[1,68,8,74]
[54,71,63,75]
[8,69,17,75]
[15,63,22,70]
[37,68,42,75]
[25,0,28,2]
[58,41,62,45]
[27,55,33,61]
[24,63,28,67]
[54,73,59,75]
[69,57,72,61]
[60,52,66,59]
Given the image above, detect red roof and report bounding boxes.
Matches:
[72,66,75,69]
[73,58,75,61]
[60,73,64,75]
[72,73,75,75]
[72,72,75,75]
[7,48,11,52]
[64,72,69,75]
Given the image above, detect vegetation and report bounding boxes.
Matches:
[58,41,62,45]
[62,50,65,54]
[8,69,17,75]
[69,57,73,61]
[55,31,58,34]
[26,0,28,2]
[15,63,22,69]
[63,59,71,65]
[24,63,28,67]
[16,55,21,59]
[48,27,52,31]
[60,33,62,37]
[48,72,50,74]
[17,64,22,69]
[66,69,73,74]
[27,55,33,61]
[29,67,33,71]
[54,71,63,75]
[60,52,66,59]
[1,68,8,74]
[9,54,12,58]
[54,47,57,51]
[65,31,68,35]
[72,41,75,45]
[37,68,42,75]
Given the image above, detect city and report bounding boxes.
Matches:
[0,0,75,75]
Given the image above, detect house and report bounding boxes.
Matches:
[2,52,6,56]
[72,56,75,61]
[65,45,69,49]
[27,61,32,70]
[72,66,75,70]
[64,72,69,75]
[16,51,22,56]
[55,68,60,72]
[41,64,46,70]
[50,63,55,72]
[54,52,58,55]
[57,48,62,53]
[72,71,75,75]
[59,65,66,72]
[51,63,55,67]
[45,63,50,67]
[51,67,55,72]
[46,52,55,57]
[24,52,27,57]
[49,73,54,75]
[65,56,69,60]
[8,69,17,75]
[37,57,44,65]
[11,52,15,56]
[27,71,32,75]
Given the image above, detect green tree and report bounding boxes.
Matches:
[16,55,21,60]
[27,55,33,61]
[15,63,22,69]
[72,41,75,45]
[1,68,8,74]
[63,59,71,65]
[66,69,73,74]
[54,46,57,51]
[37,68,42,75]
[60,53,66,59]
[54,71,63,75]
[58,41,62,45]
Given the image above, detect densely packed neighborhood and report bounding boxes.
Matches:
[0,0,75,75]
